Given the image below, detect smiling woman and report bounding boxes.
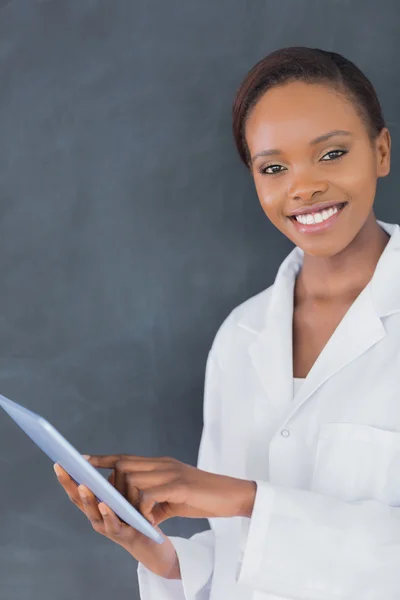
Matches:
[133,47,400,599]
[57,46,400,600]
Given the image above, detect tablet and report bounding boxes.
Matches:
[0,393,164,544]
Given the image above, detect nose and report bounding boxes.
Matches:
[288,171,329,202]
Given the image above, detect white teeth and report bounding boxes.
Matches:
[295,205,340,225]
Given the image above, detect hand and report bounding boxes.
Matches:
[82,453,257,526]
[53,462,182,580]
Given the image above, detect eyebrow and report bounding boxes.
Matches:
[250,129,353,164]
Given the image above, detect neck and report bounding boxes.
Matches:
[295,212,390,304]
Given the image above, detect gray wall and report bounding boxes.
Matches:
[0,1,399,598]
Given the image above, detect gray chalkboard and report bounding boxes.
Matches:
[0,1,399,598]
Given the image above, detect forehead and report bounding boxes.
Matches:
[245,81,364,150]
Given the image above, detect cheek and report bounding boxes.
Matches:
[331,167,364,194]
[335,164,377,214]
[333,151,377,195]
[254,178,284,220]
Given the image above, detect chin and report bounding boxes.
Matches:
[299,237,354,258]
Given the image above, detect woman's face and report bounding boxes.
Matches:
[245,81,391,257]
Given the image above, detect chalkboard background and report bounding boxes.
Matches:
[0,1,399,598]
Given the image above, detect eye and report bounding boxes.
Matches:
[258,149,348,176]
[258,164,285,176]
[320,149,348,161]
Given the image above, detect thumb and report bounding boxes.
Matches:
[139,483,181,525]
[150,502,174,526]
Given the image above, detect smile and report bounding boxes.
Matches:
[289,202,348,233]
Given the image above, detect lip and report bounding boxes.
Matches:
[288,200,346,217]
[289,202,348,234]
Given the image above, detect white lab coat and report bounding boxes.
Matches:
[138,219,400,600]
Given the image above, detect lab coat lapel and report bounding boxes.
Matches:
[246,220,400,425]
[281,281,386,424]
[247,247,301,411]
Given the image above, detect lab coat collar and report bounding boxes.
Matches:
[241,220,400,426]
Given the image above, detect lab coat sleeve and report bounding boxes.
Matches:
[236,479,400,599]
[138,341,225,599]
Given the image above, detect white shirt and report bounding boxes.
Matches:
[138,219,400,600]
[293,377,305,398]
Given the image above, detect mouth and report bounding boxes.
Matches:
[288,201,348,233]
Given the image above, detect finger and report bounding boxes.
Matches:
[107,469,140,507]
[83,455,125,469]
[125,476,141,507]
[107,471,140,507]
[106,470,139,510]
[115,467,128,498]
[97,502,124,537]
[149,502,172,526]
[124,469,175,491]
[54,463,85,512]
[139,483,180,524]
[78,486,105,532]
[88,455,171,469]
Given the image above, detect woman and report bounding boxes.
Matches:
[55,47,400,599]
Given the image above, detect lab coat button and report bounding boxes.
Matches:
[281,429,290,437]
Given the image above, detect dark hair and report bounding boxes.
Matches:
[232,46,386,169]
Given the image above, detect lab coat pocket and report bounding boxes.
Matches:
[310,422,400,505]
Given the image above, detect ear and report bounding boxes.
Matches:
[375,127,391,178]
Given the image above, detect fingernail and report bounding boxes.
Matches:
[82,454,91,460]
[53,464,61,476]
[99,505,107,516]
